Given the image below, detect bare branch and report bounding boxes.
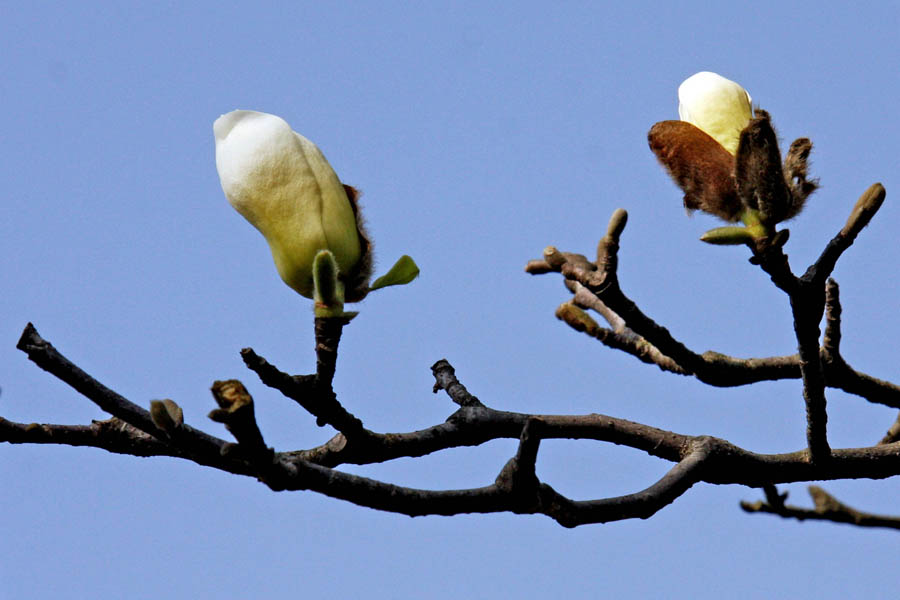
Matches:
[16,323,234,464]
[494,419,544,512]
[555,300,687,375]
[529,216,805,389]
[560,439,711,525]
[17,323,161,436]
[571,282,626,331]
[209,380,272,461]
[0,416,176,457]
[254,432,900,527]
[552,251,858,405]
[0,415,255,476]
[878,413,900,445]
[257,428,711,527]
[432,359,485,408]
[532,187,888,468]
[540,192,900,469]
[11,335,900,527]
[791,285,831,463]
[741,485,900,530]
[314,316,349,388]
[823,278,842,358]
[241,345,371,441]
[754,184,886,462]
[809,183,886,284]
[827,364,900,409]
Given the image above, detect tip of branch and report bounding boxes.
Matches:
[841,182,886,238]
[240,347,263,368]
[808,485,842,512]
[16,322,39,352]
[555,302,600,336]
[431,358,451,371]
[211,379,253,411]
[431,359,452,393]
[543,246,566,269]
[524,259,553,274]
[606,209,628,241]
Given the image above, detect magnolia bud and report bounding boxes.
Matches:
[214,110,363,299]
[678,72,752,155]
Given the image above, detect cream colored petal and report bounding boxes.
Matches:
[214,110,361,298]
[677,72,752,155]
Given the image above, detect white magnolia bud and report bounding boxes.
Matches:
[214,110,361,299]
[678,72,752,155]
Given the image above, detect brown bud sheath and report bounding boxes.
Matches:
[781,137,818,220]
[648,120,742,221]
[341,184,374,303]
[734,110,791,224]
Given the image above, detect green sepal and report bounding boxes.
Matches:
[370,255,420,291]
[700,226,757,245]
[313,250,341,306]
[702,208,777,245]
[739,208,775,239]
[313,250,352,318]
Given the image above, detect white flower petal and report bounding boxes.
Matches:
[677,72,752,155]
[214,110,361,298]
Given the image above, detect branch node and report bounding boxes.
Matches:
[209,379,271,460]
[430,359,484,408]
[241,347,368,439]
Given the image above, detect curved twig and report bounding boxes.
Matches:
[741,484,900,531]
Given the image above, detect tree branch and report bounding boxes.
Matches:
[822,278,842,359]
[878,413,900,445]
[531,188,889,468]
[11,326,900,528]
[432,359,485,407]
[807,183,886,285]
[15,323,239,469]
[208,380,273,462]
[241,341,372,442]
[528,214,802,388]
[741,484,900,531]
[539,268,900,409]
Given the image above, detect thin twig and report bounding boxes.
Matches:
[741,484,900,530]
[432,359,485,407]
[807,183,886,285]
[878,413,900,445]
[16,323,232,462]
[0,416,254,475]
[209,380,273,462]
[822,278,842,358]
[241,346,370,441]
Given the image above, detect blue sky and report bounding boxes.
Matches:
[2,2,899,598]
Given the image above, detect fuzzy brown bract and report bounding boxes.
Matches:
[649,110,817,227]
[648,120,742,221]
[340,184,374,303]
